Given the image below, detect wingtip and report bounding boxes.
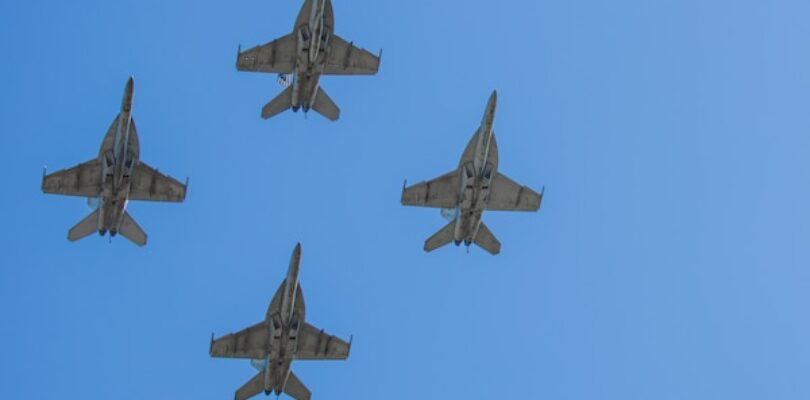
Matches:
[536,186,545,211]
[400,180,409,204]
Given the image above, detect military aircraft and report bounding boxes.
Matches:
[210,244,351,400]
[41,77,187,246]
[401,91,544,255]
[236,0,381,121]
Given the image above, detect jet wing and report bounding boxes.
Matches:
[128,162,187,202]
[401,170,460,209]
[295,322,350,360]
[237,33,297,73]
[42,159,102,197]
[323,35,380,75]
[486,172,543,211]
[210,322,268,360]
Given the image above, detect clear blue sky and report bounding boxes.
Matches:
[1,0,809,399]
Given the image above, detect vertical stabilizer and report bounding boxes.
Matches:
[68,209,100,242]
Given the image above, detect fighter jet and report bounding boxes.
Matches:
[401,91,544,255]
[236,0,381,121]
[41,77,187,246]
[210,244,351,400]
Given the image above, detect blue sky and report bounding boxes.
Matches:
[1,0,810,398]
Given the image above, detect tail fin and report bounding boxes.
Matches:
[474,222,501,255]
[235,370,265,400]
[312,87,340,121]
[284,371,311,400]
[118,211,147,247]
[262,86,294,119]
[424,220,456,252]
[68,209,100,242]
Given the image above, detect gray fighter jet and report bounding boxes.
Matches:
[41,77,187,246]
[210,244,351,400]
[236,0,381,121]
[401,91,544,255]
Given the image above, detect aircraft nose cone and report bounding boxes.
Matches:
[288,243,303,276]
[486,90,498,115]
[122,77,135,111]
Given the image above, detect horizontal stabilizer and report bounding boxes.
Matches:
[68,209,100,242]
[474,222,501,255]
[262,86,293,119]
[235,371,266,400]
[119,211,147,247]
[424,220,456,252]
[284,371,311,400]
[312,87,340,121]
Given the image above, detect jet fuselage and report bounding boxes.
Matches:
[96,77,141,236]
[290,0,334,113]
[260,244,306,395]
[452,91,500,248]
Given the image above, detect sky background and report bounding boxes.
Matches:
[1,0,809,399]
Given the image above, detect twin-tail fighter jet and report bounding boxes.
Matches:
[236,0,381,121]
[42,77,187,246]
[401,91,544,255]
[210,244,351,400]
